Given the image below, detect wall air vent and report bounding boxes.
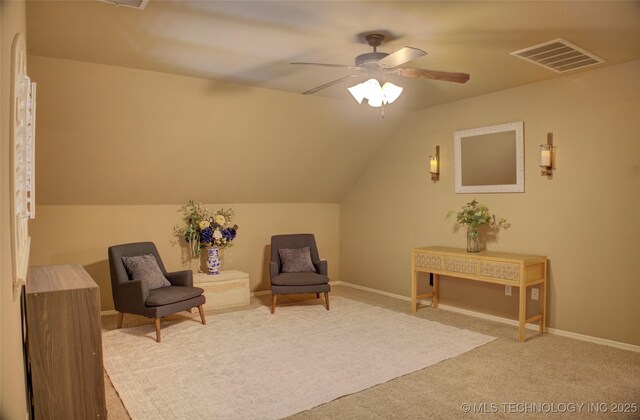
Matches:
[511,38,605,73]
[98,0,149,10]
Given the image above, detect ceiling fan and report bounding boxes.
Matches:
[292,33,470,98]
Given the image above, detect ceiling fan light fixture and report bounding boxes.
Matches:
[368,96,384,108]
[381,82,403,104]
[347,84,367,104]
[348,79,402,108]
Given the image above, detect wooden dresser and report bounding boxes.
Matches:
[26,264,106,419]
[411,246,547,342]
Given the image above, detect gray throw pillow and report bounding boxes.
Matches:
[122,254,171,290]
[279,247,316,273]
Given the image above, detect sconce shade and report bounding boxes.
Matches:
[348,79,403,107]
[540,149,551,167]
[540,133,553,176]
[429,156,438,174]
[429,145,440,182]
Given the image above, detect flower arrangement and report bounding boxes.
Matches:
[446,199,508,239]
[175,201,238,257]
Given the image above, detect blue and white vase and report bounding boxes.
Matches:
[206,246,221,275]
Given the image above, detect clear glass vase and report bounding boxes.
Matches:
[467,229,480,253]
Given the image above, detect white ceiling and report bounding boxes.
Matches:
[26,0,640,110]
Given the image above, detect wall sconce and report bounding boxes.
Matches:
[429,145,440,181]
[540,133,553,176]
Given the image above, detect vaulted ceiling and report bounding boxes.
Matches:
[26,1,640,110]
[24,1,640,205]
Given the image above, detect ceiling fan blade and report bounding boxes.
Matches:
[394,67,470,83]
[378,47,426,68]
[302,74,363,95]
[291,62,360,71]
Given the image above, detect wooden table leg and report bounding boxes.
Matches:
[411,269,417,313]
[540,265,547,334]
[432,273,439,308]
[518,284,527,342]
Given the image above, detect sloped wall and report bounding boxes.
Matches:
[27,55,407,205]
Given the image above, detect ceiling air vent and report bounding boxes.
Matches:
[511,38,605,73]
[98,0,149,10]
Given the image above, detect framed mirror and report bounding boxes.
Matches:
[454,121,524,193]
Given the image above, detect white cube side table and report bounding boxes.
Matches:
[193,270,250,310]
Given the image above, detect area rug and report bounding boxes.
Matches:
[102,297,495,419]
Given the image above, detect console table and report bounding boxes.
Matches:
[411,246,547,342]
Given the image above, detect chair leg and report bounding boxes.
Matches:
[316,293,320,299]
[155,318,162,343]
[198,305,206,325]
[324,292,330,311]
[117,312,124,329]
[271,294,277,314]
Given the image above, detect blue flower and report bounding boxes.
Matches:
[222,227,236,242]
[199,226,213,244]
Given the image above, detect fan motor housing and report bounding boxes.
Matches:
[355,52,388,67]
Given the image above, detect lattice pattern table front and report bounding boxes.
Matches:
[411,246,547,342]
[415,253,442,270]
[479,261,520,281]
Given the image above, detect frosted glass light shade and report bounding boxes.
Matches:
[381,82,403,104]
[347,78,403,108]
[429,156,439,174]
[364,79,384,107]
[347,84,366,104]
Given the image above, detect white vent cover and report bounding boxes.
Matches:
[98,0,149,10]
[511,38,605,73]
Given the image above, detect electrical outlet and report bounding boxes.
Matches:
[505,285,512,296]
[531,288,539,301]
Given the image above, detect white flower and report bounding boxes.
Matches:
[215,214,226,225]
[213,228,223,240]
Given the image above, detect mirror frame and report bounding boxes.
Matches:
[454,121,524,193]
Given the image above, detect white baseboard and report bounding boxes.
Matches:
[334,281,640,353]
[101,281,639,353]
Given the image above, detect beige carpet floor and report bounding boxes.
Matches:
[102,285,640,419]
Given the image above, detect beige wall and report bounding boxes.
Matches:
[340,60,640,346]
[26,56,346,313]
[22,19,640,351]
[1,1,29,418]
[29,203,339,311]
[26,55,407,205]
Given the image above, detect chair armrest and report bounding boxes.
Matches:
[269,261,279,280]
[166,270,193,287]
[116,279,150,312]
[315,259,328,275]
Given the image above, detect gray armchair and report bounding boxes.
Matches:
[269,234,330,314]
[108,242,206,342]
